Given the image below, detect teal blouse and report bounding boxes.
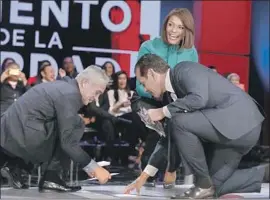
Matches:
[136,37,199,98]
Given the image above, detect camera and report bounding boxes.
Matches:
[8,68,20,76]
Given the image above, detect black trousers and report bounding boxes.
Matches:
[0,147,33,172]
[169,111,264,196]
[132,97,181,175]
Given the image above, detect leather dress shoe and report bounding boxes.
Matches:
[1,166,29,189]
[171,186,215,199]
[39,181,81,192]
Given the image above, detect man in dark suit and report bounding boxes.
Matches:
[1,65,112,191]
[125,54,267,198]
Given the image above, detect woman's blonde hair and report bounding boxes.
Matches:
[161,8,195,49]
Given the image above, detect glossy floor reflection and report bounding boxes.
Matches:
[1,165,269,199]
[1,184,269,199]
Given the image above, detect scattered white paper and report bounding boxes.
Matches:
[86,173,119,181]
[97,161,110,167]
[114,194,138,198]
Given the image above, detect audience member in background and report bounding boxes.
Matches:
[58,57,78,79]
[107,71,148,150]
[102,61,115,89]
[227,73,245,90]
[208,65,217,73]
[0,62,28,115]
[135,8,198,187]
[1,58,16,72]
[27,60,51,86]
[33,62,56,85]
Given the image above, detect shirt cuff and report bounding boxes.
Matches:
[162,106,172,118]
[143,165,158,177]
[83,159,99,173]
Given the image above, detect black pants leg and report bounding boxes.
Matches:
[0,148,10,167]
[0,147,32,172]
[41,146,70,184]
[119,112,148,147]
[132,97,180,176]
[100,119,116,159]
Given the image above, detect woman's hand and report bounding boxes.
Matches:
[19,72,27,86]
[122,100,131,107]
[0,70,9,83]
[59,68,66,78]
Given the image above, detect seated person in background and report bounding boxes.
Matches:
[27,60,51,86]
[58,57,78,79]
[227,73,245,90]
[102,61,115,89]
[0,62,28,114]
[32,62,56,86]
[107,71,148,149]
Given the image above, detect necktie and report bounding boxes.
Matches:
[163,91,173,105]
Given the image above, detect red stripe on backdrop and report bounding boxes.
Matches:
[199,53,250,91]
[196,1,252,55]
[110,0,141,76]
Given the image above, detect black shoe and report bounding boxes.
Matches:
[39,180,82,193]
[39,181,81,192]
[1,166,29,189]
[38,170,81,193]
[171,186,215,199]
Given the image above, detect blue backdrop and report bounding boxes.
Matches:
[251,1,269,91]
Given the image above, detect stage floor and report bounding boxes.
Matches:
[1,184,269,199]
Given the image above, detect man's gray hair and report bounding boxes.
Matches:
[76,65,110,86]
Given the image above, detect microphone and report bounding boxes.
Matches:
[117,117,132,124]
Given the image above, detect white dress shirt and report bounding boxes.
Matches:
[162,69,177,118]
[107,89,134,117]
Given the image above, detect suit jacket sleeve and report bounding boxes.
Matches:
[55,96,99,172]
[166,66,209,117]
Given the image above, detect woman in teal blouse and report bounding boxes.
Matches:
[135,8,198,188]
[136,8,198,98]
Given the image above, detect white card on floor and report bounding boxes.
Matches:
[97,161,110,167]
[114,194,138,198]
[87,173,119,181]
